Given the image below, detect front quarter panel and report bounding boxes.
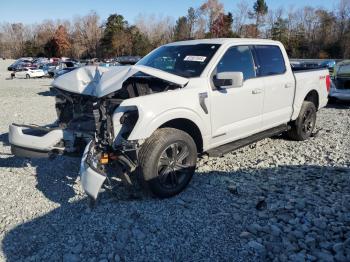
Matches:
[112,78,211,149]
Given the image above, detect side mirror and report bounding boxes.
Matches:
[213,72,244,89]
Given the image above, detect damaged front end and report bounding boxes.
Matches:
[9,87,98,159]
[79,73,184,200]
[9,65,187,200]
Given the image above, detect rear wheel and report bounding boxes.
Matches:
[288,101,316,141]
[26,74,30,79]
[138,128,197,198]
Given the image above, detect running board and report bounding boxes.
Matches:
[207,124,289,157]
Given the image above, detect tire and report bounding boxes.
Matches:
[288,101,317,141]
[26,74,30,79]
[138,128,197,198]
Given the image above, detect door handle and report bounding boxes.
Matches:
[285,83,293,88]
[252,89,262,94]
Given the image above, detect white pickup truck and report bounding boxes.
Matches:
[9,39,330,201]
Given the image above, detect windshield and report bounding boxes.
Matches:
[136,44,221,78]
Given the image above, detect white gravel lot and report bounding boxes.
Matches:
[0,59,349,262]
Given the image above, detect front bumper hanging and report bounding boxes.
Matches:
[9,123,67,158]
[80,142,107,200]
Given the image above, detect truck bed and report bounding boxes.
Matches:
[291,68,329,120]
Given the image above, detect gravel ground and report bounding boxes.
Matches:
[0,59,349,262]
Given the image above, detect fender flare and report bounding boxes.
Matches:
[128,107,209,144]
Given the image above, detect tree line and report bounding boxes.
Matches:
[0,0,349,59]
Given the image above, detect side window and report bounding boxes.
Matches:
[254,45,286,76]
[216,46,256,80]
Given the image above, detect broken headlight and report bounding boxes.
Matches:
[119,110,139,140]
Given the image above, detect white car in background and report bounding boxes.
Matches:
[14,68,45,79]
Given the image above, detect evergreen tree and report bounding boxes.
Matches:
[271,18,288,43]
[187,7,198,38]
[100,14,129,57]
[250,0,268,37]
[129,26,152,56]
[174,16,191,41]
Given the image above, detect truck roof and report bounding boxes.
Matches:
[166,38,281,46]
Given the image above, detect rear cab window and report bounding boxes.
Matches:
[254,45,286,77]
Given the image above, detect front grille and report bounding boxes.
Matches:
[53,87,96,133]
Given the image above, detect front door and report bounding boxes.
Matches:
[209,45,264,148]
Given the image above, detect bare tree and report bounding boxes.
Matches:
[248,0,269,37]
[265,7,284,38]
[335,0,350,57]
[0,23,30,58]
[199,0,224,33]
[135,14,174,47]
[232,0,250,36]
[73,11,102,58]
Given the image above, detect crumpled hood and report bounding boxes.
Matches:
[52,65,189,97]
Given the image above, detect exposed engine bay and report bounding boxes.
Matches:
[53,74,181,170]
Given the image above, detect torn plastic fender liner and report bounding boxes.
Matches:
[52,65,189,98]
[80,142,106,200]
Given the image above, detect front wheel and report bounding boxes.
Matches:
[26,74,30,79]
[138,128,197,198]
[288,101,317,141]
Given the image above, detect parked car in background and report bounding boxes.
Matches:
[319,60,336,74]
[44,63,59,77]
[115,56,142,65]
[7,59,32,71]
[329,60,350,102]
[37,64,49,75]
[99,62,120,67]
[290,59,337,74]
[14,68,45,79]
[54,67,79,78]
[50,57,60,63]
[49,61,80,77]
[32,57,49,67]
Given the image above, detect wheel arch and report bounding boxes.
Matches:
[304,90,319,110]
[160,118,204,153]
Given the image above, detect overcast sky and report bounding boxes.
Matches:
[0,0,337,24]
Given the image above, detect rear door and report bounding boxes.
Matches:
[209,45,265,147]
[253,45,295,129]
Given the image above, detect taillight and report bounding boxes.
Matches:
[326,75,331,93]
